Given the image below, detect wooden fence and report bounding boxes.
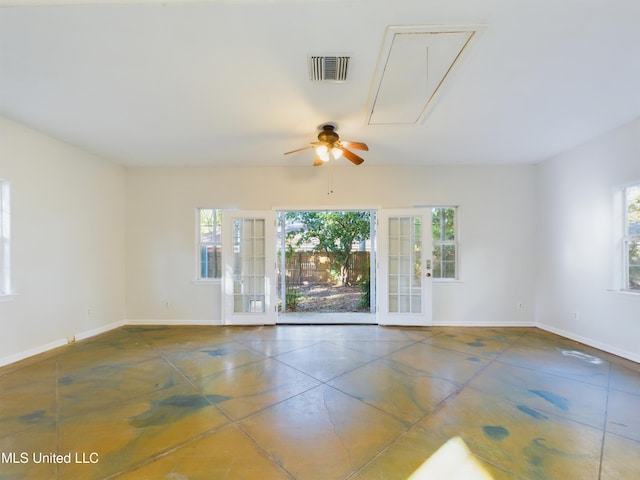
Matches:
[282,251,370,285]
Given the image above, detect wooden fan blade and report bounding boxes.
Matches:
[343,141,369,151]
[284,145,314,155]
[341,148,364,165]
[313,157,324,167]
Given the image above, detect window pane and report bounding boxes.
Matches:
[625,186,640,290]
[443,208,456,241]
[200,209,214,240]
[629,239,640,291]
[627,185,640,236]
[443,261,456,278]
[432,208,442,241]
[198,208,222,279]
[444,245,456,261]
[431,207,457,280]
[432,245,442,278]
[0,180,10,295]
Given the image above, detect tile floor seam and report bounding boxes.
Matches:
[268,342,382,384]
[492,354,610,389]
[234,421,297,479]
[598,360,613,480]
[417,338,503,362]
[159,354,196,388]
[469,343,614,433]
[346,426,414,479]
[101,422,239,480]
[460,380,609,433]
[239,339,326,358]
[163,348,270,387]
[230,385,321,424]
[232,383,412,480]
[129,330,168,357]
[175,352,327,426]
[405,348,504,436]
[318,381,417,430]
[55,358,61,480]
[603,425,640,444]
[156,353,293,427]
[56,359,196,422]
[608,383,640,396]
[465,451,526,480]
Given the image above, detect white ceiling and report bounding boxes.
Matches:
[1,0,639,167]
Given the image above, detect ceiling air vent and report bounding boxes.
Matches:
[309,56,350,82]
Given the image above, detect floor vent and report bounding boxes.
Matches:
[309,56,350,82]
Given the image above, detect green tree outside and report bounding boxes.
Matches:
[286,211,371,286]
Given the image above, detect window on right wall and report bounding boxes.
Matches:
[431,206,458,280]
[623,184,640,291]
[0,179,10,297]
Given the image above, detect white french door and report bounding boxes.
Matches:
[377,208,433,326]
[222,210,276,325]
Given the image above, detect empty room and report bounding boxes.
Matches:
[1,1,639,479]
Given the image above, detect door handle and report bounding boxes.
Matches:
[426,272,431,277]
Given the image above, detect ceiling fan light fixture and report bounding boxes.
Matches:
[285,123,367,166]
[316,145,330,162]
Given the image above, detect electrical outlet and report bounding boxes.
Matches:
[572,312,580,320]
[67,335,76,344]
[517,303,525,310]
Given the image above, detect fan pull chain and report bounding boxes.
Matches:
[327,159,334,195]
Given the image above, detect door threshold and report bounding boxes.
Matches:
[277,312,376,325]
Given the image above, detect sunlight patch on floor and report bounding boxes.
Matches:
[408,437,493,480]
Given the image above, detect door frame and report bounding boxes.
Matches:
[274,206,378,323]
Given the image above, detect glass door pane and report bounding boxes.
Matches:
[232,218,266,313]
[378,208,432,326]
[223,211,276,325]
[387,216,422,314]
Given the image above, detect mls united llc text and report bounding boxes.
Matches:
[1,451,99,464]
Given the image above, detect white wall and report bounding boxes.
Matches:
[6,112,639,365]
[536,118,640,361]
[125,164,537,326]
[0,116,126,365]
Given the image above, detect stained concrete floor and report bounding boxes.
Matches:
[1,325,639,479]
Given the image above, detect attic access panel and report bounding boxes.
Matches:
[367,25,484,125]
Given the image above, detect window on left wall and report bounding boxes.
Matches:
[197,208,222,280]
[623,184,640,291]
[0,179,12,298]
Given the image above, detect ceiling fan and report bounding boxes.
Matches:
[284,123,368,166]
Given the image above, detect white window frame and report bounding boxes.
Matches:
[431,206,459,281]
[0,179,13,300]
[622,184,640,292]
[195,208,223,282]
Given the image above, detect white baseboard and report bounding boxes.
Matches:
[536,322,640,364]
[0,319,127,368]
[124,319,222,326]
[0,338,68,367]
[432,320,537,327]
[75,320,126,341]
